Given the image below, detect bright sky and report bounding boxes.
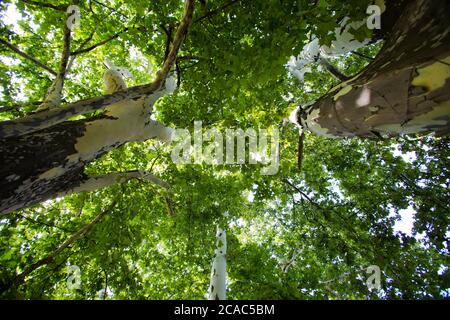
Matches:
[392,207,416,236]
[391,145,418,237]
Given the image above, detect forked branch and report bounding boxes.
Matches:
[0,39,57,75]
[0,0,196,139]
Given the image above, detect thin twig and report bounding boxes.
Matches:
[20,0,67,12]
[318,57,350,82]
[0,39,57,75]
[298,130,305,171]
[70,29,128,55]
[195,0,240,23]
[7,200,117,290]
[352,51,375,61]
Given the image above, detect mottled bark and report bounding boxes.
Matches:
[0,0,195,214]
[0,101,172,215]
[0,120,88,214]
[300,0,450,138]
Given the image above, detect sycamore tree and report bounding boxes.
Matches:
[0,0,449,299]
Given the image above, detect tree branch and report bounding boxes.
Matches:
[37,20,72,111]
[70,29,128,56]
[8,200,117,289]
[318,57,350,82]
[178,55,203,61]
[0,39,57,75]
[62,170,170,197]
[352,50,375,61]
[160,24,174,63]
[195,0,240,23]
[103,269,108,300]
[283,178,322,210]
[155,0,195,84]
[20,0,67,12]
[297,130,305,171]
[90,0,129,20]
[0,0,195,139]
[15,212,76,233]
[66,28,97,74]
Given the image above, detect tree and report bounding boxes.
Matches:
[0,0,448,299]
[1,0,449,215]
[0,0,194,214]
[207,225,227,300]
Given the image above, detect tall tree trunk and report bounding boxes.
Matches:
[0,0,195,215]
[299,0,450,138]
[207,226,227,300]
[0,97,172,215]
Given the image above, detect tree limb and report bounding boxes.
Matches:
[0,39,57,76]
[103,269,108,300]
[62,170,170,197]
[0,0,195,139]
[156,0,195,84]
[297,130,305,172]
[318,57,350,82]
[70,29,128,56]
[160,24,174,63]
[283,178,321,210]
[195,0,240,23]
[37,20,72,111]
[90,0,129,20]
[15,212,76,233]
[7,200,117,289]
[66,28,97,74]
[352,51,375,61]
[20,0,67,12]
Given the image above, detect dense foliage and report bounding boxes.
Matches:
[0,0,448,299]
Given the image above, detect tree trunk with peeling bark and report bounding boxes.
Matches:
[298,0,450,138]
[0,98,172,215]
[0,0,195,215]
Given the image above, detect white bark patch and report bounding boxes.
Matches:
[356,87,372,107]
[5,174,20,182]
[207,227,227,300]
[301,108,337,138]
[68,93,171,163]
[320,18,369,56]
[137,119,174,143]
[70,99,144,162]
[38,166,67,180]
[287,14,373,83]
